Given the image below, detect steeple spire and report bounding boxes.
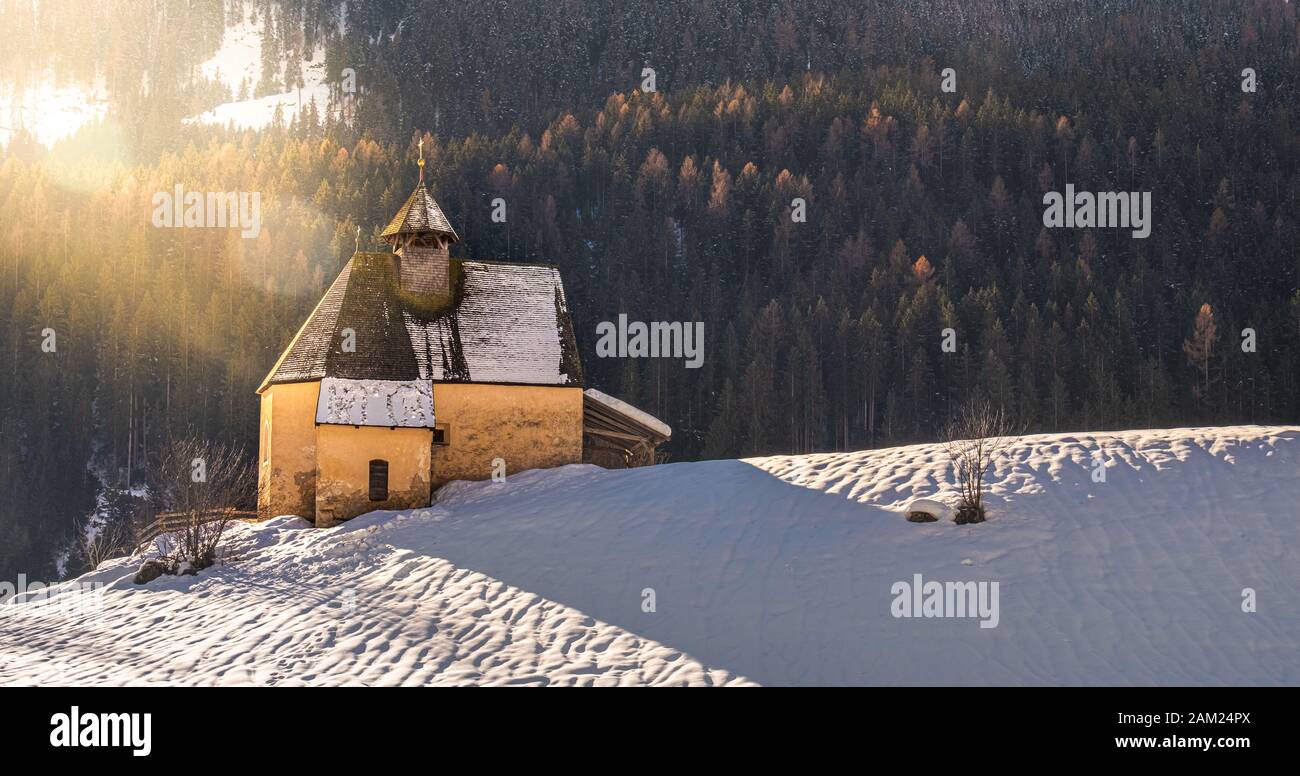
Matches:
[380,143,458,245]
[379,141,459,297]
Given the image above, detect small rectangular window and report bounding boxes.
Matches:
[369,459,389,501]
[432,425,450,446]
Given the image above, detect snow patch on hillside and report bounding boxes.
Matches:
[187,6,340,131]
[1,426,1297,686]
[0,70,109,147]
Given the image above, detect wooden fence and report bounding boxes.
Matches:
[135,509,257,551]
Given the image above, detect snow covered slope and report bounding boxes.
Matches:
[186,7,337,131]
[2,426,1297,686]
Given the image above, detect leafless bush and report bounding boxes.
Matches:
[68,486,143,573]
[942,400,1021,523]
[75,516,133,572]
[148,436,255,573]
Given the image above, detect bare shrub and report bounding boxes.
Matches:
[75,516,133,572]
[942,400,1021,524]
[71,488,141,573]
[148,437,255,573]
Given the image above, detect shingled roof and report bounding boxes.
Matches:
[380,183,459,243]
[257,252,584,392]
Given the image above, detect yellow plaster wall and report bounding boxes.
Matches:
[430,383,583,488]
[257,381,320,520]
[314,424,432,525]
[257,381,580,524]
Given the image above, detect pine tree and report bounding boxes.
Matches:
[1182,303,1217,409]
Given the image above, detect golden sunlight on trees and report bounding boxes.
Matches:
[1183,303,1218,406]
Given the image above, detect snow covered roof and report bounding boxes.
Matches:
[258,253,584,391]
[584,388,672,439]
[380,183,459,243]
[315,378,436,427]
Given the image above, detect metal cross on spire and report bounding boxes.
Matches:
[417,137,425,183]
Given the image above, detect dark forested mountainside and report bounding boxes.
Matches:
[2,0,1299,580]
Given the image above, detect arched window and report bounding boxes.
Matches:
[260,395,272,465]
[369,459,389,501]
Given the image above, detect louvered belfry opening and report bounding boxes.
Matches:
[394,232,450,296]
[368,459,389,501]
